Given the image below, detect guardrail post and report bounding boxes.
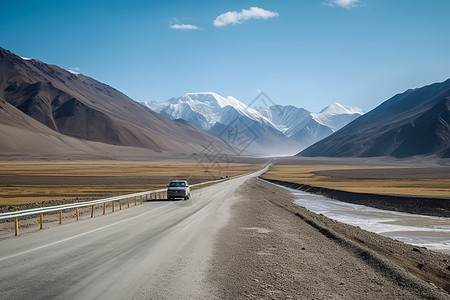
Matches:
[140,195,143,204]
[112,201,115,212]
[127,197,130,208]
[59,203,62,224]
[14,208,19,236]
[119,199,122,210]
[91,205,94,218]
[76,201,79,221]
[39,205,43,230]
[135,196,137,206]
[103,202,106,215]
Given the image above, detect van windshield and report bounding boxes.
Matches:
[169,182,186,187]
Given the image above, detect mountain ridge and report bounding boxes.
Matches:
[143,93,364,153]
[0,47,237,157]
[299,78,450,158]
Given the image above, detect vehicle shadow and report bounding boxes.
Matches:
[144,198,185,202]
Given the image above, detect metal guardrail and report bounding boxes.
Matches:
[0,162,271,237]
[0,178,225,236]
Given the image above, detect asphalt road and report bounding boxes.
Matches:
[0,168,267,300]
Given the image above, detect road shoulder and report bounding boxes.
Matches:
[208,177,450,299]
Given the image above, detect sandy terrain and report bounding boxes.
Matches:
[210,178,450,299]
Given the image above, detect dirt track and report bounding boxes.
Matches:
[210,178,450,299]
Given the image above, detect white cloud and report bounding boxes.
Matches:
[213,7,279,27]
[70,67,80,71]
[170,24,199,30]
[329,0,359,8]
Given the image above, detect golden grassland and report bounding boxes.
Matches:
[0,160,263,206]
[263,164,450,198]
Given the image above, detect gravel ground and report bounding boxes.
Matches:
[209,178,450,299]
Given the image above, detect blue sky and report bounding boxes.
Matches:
[1,0,449,112]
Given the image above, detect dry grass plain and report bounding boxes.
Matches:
[264,164,450,198]
[0,160,263,206]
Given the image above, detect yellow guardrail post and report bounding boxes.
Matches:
[39,205,43,230]
[1,175,230,238]
[14,208,19,236]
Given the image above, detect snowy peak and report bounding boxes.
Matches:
[177,92,244,110]
[143,92,275,130]
[319,102,364,115]
[142,93,365,154]
[312,103,364,131]
[143,99,168,113]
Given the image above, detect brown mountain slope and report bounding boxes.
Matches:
[0,47,235,155]
[299,79,450,158]
[0,97,188,159]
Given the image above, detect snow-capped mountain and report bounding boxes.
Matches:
[266,105,312,136]
[260,103,364,147]
[144,92,276,130]
[311,102,365,131]
[142,92,300,155]
[142,92,364,155]
[299,79,450,158]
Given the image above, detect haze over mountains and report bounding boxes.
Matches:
[143,93,363,155]
[299,79,450,158]
[0,47,236,158]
